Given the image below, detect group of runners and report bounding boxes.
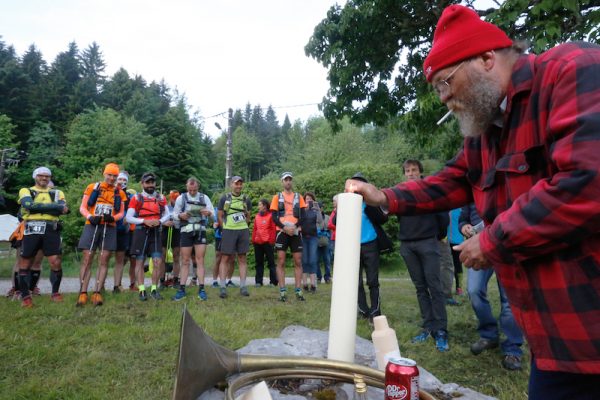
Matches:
[8,163,322,308]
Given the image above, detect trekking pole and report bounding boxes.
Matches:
[141,227,150,263]
[89,224,99,252]
[100,222,107,257]
[154,228,158,257]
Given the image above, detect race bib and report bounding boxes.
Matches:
[24,221,46,235]
[94,204,113,216]
[231,212,246,223]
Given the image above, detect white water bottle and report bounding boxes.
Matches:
[371,315,401,370]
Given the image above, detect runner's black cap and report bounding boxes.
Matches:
[141,172,156,182]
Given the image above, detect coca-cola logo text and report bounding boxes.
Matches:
[385,384,408,400]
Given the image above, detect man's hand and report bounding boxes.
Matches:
[88,215,102,226]
[103,214,115,223]
[179,212,189,221]
[461,224,474,238]
[162,220,174,227]
[200,209,211,216]
[283,225,296,236]
[453,234,490,270]
[62,205,69,214]
[143,219,160,227]
[344,179,388,207]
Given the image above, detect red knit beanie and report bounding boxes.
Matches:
[423,5,512,82]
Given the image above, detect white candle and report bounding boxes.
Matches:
[235,381,273,400]
[327,192,363,363]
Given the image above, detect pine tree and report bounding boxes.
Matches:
[99,68,136,111]
[42,42,82,136]
[76,42,107,109]
[20,45,48,132]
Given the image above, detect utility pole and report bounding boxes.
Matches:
[0,147,23,193]
[0,148,14,192]
[225,108,233,187]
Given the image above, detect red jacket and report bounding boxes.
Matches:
[383,43,600,374]
[327,209,337,241]
[252,212,276,245]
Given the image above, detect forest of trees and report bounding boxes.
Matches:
[0,36,462,213]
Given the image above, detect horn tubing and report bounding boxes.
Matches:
[239,354,384,380]
[226,368,436,400]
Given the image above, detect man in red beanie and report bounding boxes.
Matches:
[346,5,600,399]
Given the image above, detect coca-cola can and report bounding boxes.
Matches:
[384,357,419,400]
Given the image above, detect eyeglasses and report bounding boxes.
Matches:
[432,61,465,98]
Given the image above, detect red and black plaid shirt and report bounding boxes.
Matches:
[383,42,600,374]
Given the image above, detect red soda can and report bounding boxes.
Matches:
[384,357,419,400]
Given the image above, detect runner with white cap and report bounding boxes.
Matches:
[17,166,69,308]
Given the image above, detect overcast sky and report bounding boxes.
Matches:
[1,0,345,138]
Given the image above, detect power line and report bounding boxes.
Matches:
[199,102,321,120]
[271,102,321,110]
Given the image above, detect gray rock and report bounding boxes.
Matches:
[203,325,496,400]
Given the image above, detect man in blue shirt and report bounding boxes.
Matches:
[349,173,391,323]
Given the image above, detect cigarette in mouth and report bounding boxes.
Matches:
[437,110,453,125]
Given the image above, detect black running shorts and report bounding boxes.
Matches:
[275,231,303,253]
[220,228,249,255]
[20,221,62,258]
[78,224,117,252]
[180,230,207,247]
[130,227,162,260]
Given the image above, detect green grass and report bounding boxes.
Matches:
[0,249,528,400]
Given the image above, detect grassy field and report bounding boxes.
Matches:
[0,248,528,400]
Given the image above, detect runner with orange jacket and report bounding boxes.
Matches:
[76,163,127,307]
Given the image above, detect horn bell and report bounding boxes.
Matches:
[172,306,240,400]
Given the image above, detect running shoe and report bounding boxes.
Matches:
[219,287,227,299]
[21,296,33,308]
[198,289,207,301]
[434,330,450,352]
[113,286,122,294]
[226,280,238,288]
[139,290,148,301]
[240,287,249,297]
[91,292,103,306]
[5,287,15,298]
[172,289,186,301]
[446,297,461,306]
[11,290,21,301]
[211,281,219,288]
[51,293,64,302]
[76,292,88,307]
[279,291,287,302]
[32,286,41,296]
[151,289,163,300]
[456,287,464,296]
[295,289,305,301]
[411,331,431,343]
[129,283,136,291]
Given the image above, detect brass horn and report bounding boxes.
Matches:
[173,306,436,400]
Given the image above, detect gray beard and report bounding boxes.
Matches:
[455,70,503,138]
